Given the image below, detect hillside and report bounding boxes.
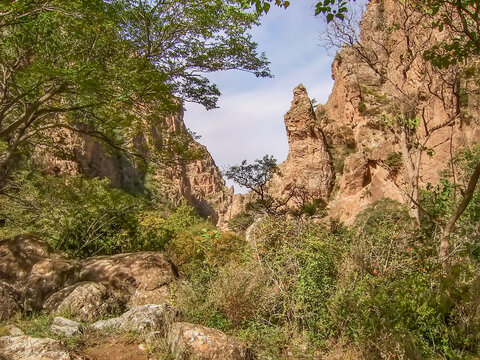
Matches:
[1,0,480,359]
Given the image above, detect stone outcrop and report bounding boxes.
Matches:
[43,282,121,322]
[0,235,179,316]
[79,251,178,307]
[317,0,480,223]
[168,322,253,360]
[219,85,335,225]
[223,0,480,224]
[0,282,21,321]
[269,85,334,207]
[0,336,73,360]
[0,236,253,359]
[36,109,230,223]
[50,317,82,337]
[90,304,177,335]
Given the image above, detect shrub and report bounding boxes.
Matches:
[384,151,403,174]
[0,163,186,258]
[207,261,278,326]
[250,216,351,342]
[227,211,255,232]
[329,199,480,359]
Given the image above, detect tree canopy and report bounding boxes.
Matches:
[0,0,271,186]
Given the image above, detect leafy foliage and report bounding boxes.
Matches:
[0,0,271,186]
[224,155,281,213]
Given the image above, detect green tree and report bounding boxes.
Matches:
[224,155,282,213]
[0,0,271,189]
[242,0,353,21]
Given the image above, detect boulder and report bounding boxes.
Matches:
[24,258,80,310]
[168,322,253,360]
[90,304,176,335]
[0,281,21,321]
[79,252,178,307]
[51,317,82,337]
[0,235,64,284]
[3,325,24,337]
[0,236,179,316]
[43,281,122,322]
[0,335,72,360]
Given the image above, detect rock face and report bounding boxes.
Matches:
[79,251,178,307]
[168,322,253,360]
[219,85,335,225]
[0,235,178,318]
[50,317,82,337]
[269,85,334,208]
[0,336,73,360]
[36,109,230,223]
[0,282,21,321]
[225,0,480,224]
[90,304,176,334]
[316,0,480,223]
[43,282,121,322]
[153,113,232,222]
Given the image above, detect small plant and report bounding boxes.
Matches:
[227,211,255,232]
[384,151,403,174]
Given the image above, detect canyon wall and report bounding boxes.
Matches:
[222,0,480,226]
[35,110,230,221]
[319,0,480,222]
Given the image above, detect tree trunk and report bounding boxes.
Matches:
[0,148,16,192]
[439,162,480,261]
[399,128,421,227]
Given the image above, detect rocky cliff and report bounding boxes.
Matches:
[268,85,334,208]
[318,0,480,223]
[222,0,480,226]
[35,109,230,222]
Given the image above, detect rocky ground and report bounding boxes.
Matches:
[0,235,253,360]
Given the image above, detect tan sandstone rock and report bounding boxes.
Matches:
[43,282,122,322]
[168,322,253,360]
[0,335,72,360]
[0,236,179,319]
[0,281,21,321]
[269,84,334,209]
[90,304,177,335]
[79,251,178,307]
[24,257,80,311]
[50,317,82,337]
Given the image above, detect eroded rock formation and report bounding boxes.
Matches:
[268,85,334,208]
[0,235,254,360]
[0,235,179,316]
[35,109,230,222]
[318,0,479,223]
[222,0,480,225]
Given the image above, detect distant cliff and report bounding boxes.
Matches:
[221,0,480,225]
[35,108,230,222]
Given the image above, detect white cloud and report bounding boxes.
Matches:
[183,3,336,193]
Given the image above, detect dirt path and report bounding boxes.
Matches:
[77,335,151,360]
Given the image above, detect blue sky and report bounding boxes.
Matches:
[183,1,336,192]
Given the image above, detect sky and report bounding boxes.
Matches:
[183,1,337,193]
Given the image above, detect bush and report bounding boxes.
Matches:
[250,216,351,342]
[0,163,195,258]
[384,151,403,174]
[329,199,480,359]
[227,211,255,232]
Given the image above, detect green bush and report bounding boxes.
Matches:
[251,216,352,342]
[227,211,255,232]
[329,199,480,359]
[0,164,189,258]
